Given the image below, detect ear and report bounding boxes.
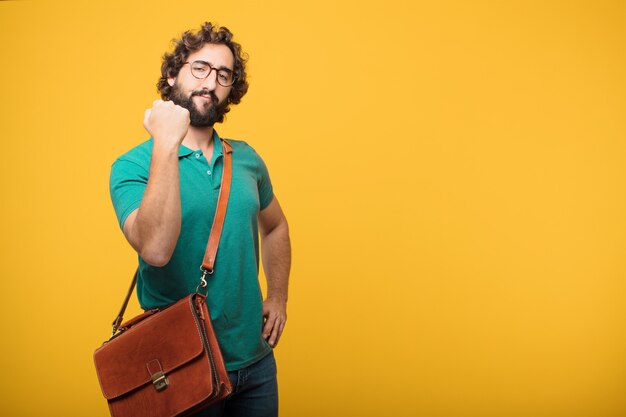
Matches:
[167,76,175,87]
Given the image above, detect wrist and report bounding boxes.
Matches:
[152,140,180,156]
[265,294,287,304]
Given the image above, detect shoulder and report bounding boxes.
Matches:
[224,138,272,187]
[225,138,265,163]
[225,138,254,153]
[111,139,153,171]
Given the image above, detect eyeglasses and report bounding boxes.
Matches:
[183,60,236,87]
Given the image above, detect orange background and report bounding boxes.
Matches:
[0,1,625,416]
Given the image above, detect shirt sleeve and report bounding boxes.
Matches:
[255,150,274,211]
[109,158,149,230]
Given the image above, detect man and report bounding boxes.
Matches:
[109,22,290,417]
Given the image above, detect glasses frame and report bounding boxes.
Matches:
[183,60,236,87]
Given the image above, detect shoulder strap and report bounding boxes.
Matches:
[201,138,232,272]
[110,138,233,337]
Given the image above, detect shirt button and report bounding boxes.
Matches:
[195,153,201,158]
[207,170,211,175]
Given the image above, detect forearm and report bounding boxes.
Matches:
[131,144,182,266]
[261,222,291,302]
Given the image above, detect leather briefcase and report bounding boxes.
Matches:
[94,293,232,417]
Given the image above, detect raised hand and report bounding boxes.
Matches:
[143,100,190,149]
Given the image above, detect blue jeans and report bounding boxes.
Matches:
[192,351,279,417]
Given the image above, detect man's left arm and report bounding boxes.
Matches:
[259,196,291,348]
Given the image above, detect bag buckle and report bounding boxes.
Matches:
[151,371,169,391]
[147,359,169,391]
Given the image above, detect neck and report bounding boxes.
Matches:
[182,124,215,153]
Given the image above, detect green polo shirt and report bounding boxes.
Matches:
[109,131,274,371]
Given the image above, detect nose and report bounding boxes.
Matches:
[201,70,218,91]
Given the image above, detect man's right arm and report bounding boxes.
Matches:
[122,100,190,267]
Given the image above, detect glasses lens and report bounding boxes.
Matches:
[216,70,235,87]
[190,62,210,79]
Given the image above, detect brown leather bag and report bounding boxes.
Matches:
[94,139,235,417]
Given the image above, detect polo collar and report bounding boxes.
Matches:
[177,130,224,158]
[178,144,194,158]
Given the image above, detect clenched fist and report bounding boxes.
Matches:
[143,100,190,150]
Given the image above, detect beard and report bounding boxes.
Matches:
[168,84,229,127]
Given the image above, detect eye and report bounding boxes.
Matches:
[191,61,209,71]
[218,72,229,82]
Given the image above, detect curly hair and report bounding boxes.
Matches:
[157,22,249,121]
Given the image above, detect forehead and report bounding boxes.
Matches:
[187,43,234,69]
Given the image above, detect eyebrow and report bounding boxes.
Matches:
[194,60,233,73]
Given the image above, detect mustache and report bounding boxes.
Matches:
[191,89,219,103]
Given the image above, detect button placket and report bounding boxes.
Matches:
[208,152,223,189]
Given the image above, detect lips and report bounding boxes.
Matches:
[192,92,215,105]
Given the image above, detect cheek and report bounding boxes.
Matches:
[218,88,232,103]
[222,87,232,101]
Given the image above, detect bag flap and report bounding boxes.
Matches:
[94,295,205,399]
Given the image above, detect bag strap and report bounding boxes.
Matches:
[201,138,233,273]
[110,138,233,337]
